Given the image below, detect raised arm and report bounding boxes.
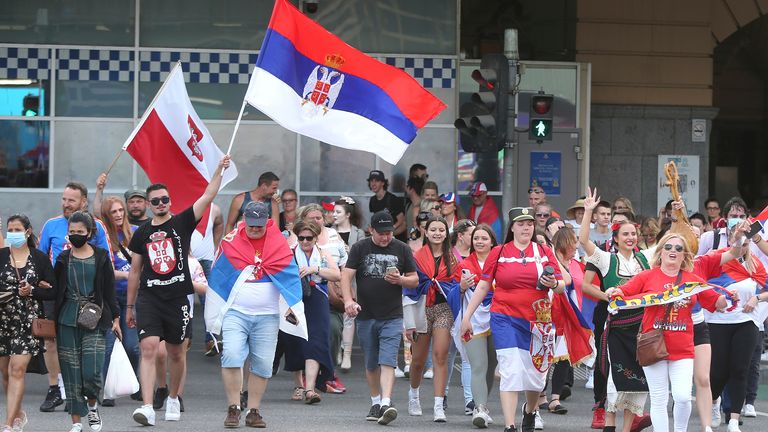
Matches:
[93,173,107,219]
[193,156,231,221]
[578,186,600,258]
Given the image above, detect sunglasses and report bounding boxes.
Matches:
[663,244,684,252]
[297,235,315,242]
[535,213,550,218]
[149,196,170,206]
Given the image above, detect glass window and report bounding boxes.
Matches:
[55,81,133,117]
[138,82,263,121]
[52,120,134,188]
[518,64,577,128]
[0,0,135,46]
[0,120,50,188]
[315,0,456,54]
[139,0,271,50]
[378,127,456,195]
[298,136,376,193]
[0,81,50,117]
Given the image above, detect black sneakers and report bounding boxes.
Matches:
[378,405,398,426]
[521,403,536,432]
[153,387,169,410]
[366,404,381,421]
[39,386,64,412]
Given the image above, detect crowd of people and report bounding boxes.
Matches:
[0,159,766,432]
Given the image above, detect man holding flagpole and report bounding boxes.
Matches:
[126,155,231,426]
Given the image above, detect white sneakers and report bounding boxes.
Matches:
[727,419,741,432]
[87,405,103,432]
[408,398,423,416]
[712,398,722,428]
[395,367,405,378]
[585,368,594,389]
[433,404,446,422]
[423,369,434,379]
[165,397,181,421]
[472,405,493,428]
[133,404,156,426]
[743,404,756,417]
[534,409,544,430]
[68,423,82,432]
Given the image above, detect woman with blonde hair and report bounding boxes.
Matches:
[607,232,729,432]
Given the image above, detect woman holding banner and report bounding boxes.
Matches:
[606,232,729,432]
[579,188,650,432]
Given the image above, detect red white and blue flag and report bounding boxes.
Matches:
[205,220,307,339]
[244,0,446,165]
[123,63,237,244]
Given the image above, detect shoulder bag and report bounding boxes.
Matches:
[635,271,681,366]
[71,257,103,331]
[10,249,56,339]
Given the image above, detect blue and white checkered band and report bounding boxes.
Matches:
[0,47,51,80]
[382,57,455,89]
[0,46,456,89]
[57,49,134,81]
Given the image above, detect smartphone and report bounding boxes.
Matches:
[286,312,298,325]
[461,269,471,278]
[386,265,399,275]
[747,220,763,239]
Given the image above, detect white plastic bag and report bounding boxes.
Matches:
[104,340,140,399]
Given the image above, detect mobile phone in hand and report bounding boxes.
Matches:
[386,265,399,275]
[747,220,763,239]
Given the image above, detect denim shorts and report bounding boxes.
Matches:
[221,309,280,378]
[356,317,403,371]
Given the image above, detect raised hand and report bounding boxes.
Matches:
[584,186,600,211]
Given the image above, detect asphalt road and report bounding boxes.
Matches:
[6,314,768,431]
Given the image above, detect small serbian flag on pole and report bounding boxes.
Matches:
[244,0,446,165]
[123,62,237,239]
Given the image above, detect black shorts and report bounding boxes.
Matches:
[693,321,710,346]
[136,294,191,344]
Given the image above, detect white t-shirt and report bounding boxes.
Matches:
[704,277,763,327]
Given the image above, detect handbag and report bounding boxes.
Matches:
[71,258,103,331]
[636,271,681,367]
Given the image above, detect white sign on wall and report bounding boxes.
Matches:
[691,119,706,143]
[657,155,700,215]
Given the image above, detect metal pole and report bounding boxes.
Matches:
[501,29,519,226]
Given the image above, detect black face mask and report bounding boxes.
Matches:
[69,234,89,248]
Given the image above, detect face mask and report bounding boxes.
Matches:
[6,232,26,248]
[727,218,742,230]
[68,234,88,248]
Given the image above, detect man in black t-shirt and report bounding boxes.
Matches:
[126,156,231,426]
[367,170,406,242]
[343,211,418,425]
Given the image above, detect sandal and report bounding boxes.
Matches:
[304,389,321,405]
[291,386,305,401]
[548,400,567,415]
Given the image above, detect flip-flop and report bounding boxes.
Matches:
[548,402,568,415]
[538,402,549,410]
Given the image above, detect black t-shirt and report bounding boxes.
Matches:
[128,207,198,300]
[345,237,416,320]
[369,191,406,242]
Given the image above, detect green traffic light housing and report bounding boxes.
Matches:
[22,94,39,117]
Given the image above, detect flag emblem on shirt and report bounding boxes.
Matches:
[148,231,176,274]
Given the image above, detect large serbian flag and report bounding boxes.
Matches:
[123,63,237,242]
[206,219,307,340]
[244,0,446,165]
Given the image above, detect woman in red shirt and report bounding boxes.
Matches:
[607,233,728,432]
[460,207,565,432]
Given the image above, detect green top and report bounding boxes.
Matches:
[58,255,96,327]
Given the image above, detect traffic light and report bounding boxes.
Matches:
[529,92,553,142]
[22,94,39,117]
[454,54,509,153]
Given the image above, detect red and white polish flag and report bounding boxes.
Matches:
[123,62,237,241]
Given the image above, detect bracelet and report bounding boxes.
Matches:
[126,305,135,308]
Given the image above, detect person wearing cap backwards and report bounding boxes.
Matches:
[460,207,569,432]
[367,170,407,242]
[125,156,231,426]
[342,211,418,426]
[208,200,304,428]
[467,182,502,241]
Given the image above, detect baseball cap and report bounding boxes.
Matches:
[244,201,270,227]
[124,189,146,201]
[508,207,535,222]
[439,192,456,204]
[321,201,335,212]
[470,182,487,196]
[367,170,386,182]
[370,210,394,232]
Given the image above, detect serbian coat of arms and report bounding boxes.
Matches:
[147,231,176,275]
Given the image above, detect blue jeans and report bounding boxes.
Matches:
[102,292,140,381]
[220,309,279,378]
